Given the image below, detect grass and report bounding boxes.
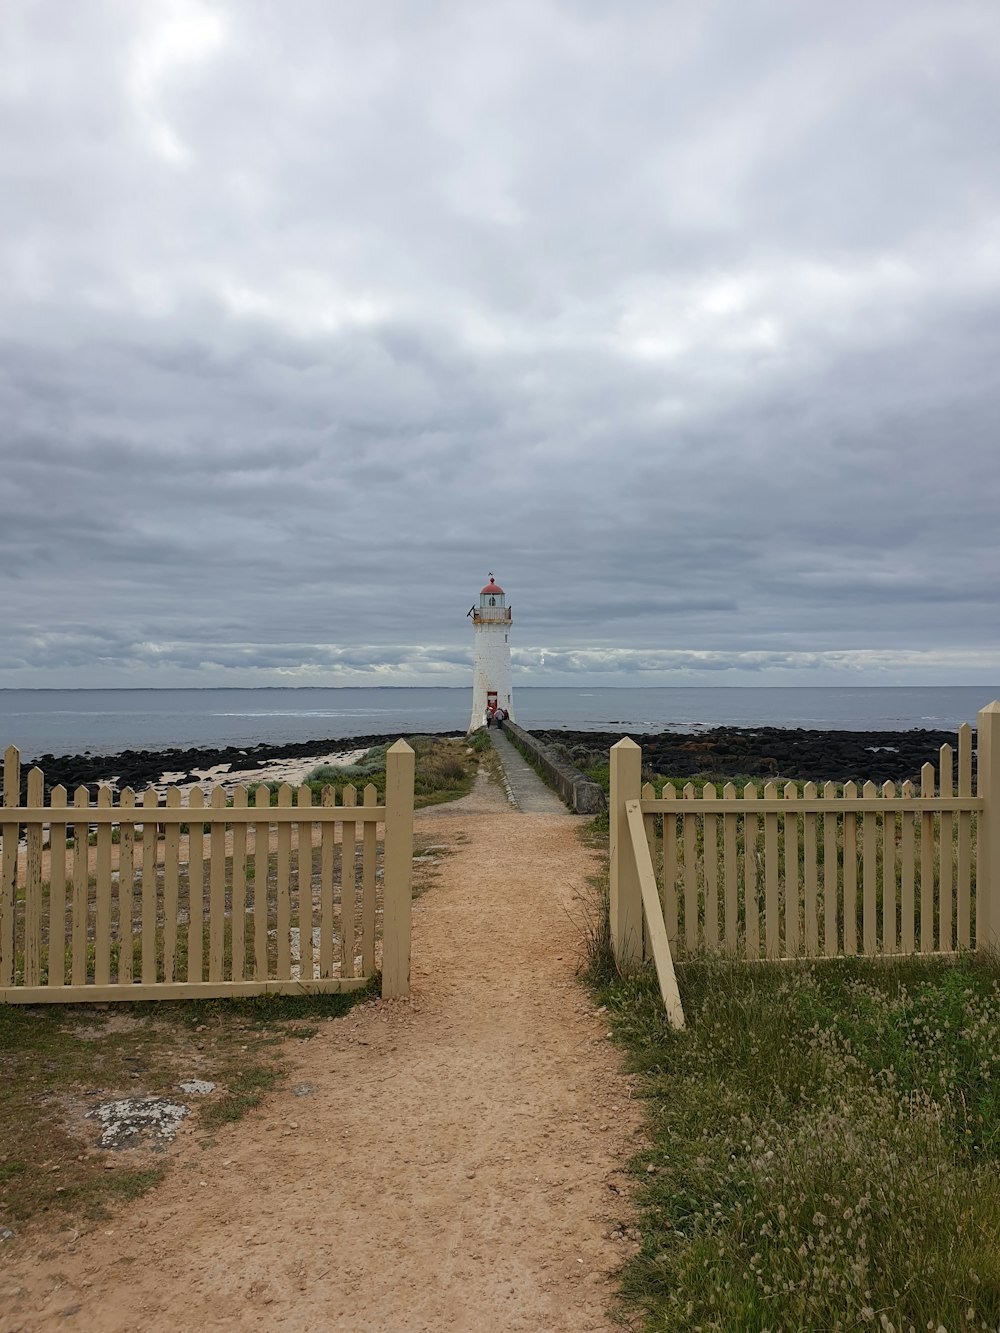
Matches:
[300,734,480,809]
[588,939,1000,1331]
[0,982,375,1231]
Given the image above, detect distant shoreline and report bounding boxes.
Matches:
[4,723,967,796]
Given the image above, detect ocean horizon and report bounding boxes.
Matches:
[3,685,1000,762]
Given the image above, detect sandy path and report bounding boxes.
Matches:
[2,774,640,1333]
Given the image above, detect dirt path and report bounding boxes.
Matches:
[2,773,640,1332]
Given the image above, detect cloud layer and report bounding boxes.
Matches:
[2,1,1000,686]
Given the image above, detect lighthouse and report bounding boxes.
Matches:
[468,573,515,732]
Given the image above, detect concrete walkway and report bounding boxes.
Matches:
[489,727,569,815]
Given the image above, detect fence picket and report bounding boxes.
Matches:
[72,786,89,984]
[662,783,678,942]
[25,769,44,987]
[0,746,18,987]
[342,785,357,977]
[704,784,719,950]
[298,785,314,982]
[362,783,378,975]
[784,782,800,956]
[48,785,68,987]
[882,781,897,953]
[231,786,248,982]
[823,782,837,955]
[187,786,205,983]
[94,786,112,986]
[939,746,953,952]
[254,784,270,980]
[276,785,292,979]
[320,786,334,978]
[118,789,135,984]
[763,782,779,956]
[803,783,818,955]
[683,783,698,950]
[843,782,858,956]
[743,783,759,958]
[723,783,738,949]
[921,763,935,953]
[862,781,878,955]
[900,780,916,953]
[209,786,227,983]
[958,724,973,947]
[142,788,158,982]
[164,788,181,982]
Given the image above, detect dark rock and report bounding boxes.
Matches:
[530,726,967,785]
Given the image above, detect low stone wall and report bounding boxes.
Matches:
[500,720,606,815]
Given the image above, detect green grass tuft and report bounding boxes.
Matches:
[595,952,1000,1331]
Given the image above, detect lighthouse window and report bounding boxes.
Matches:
[490,596,496,605]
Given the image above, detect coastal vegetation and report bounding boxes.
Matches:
[295,733,479,808]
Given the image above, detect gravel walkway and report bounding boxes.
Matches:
[3,769,640,1333]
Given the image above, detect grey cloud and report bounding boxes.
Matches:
[1,1,999,686]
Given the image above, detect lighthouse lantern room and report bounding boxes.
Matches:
[468,573,515,731]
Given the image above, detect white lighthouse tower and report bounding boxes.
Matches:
[468,573,515,731]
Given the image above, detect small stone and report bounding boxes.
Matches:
[466,1170,476,1179]
[0,1228,15,1242]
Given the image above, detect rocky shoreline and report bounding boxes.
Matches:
[8,732,458,799]
[532,726,969,785]
[2,725,974,800]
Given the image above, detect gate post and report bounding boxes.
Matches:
[382,740,414,998]
[610,738,643,972]
[977,703,1000,949]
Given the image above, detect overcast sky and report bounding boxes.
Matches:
[2,1,999,689]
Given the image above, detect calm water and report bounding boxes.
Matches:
[2,686,999,761]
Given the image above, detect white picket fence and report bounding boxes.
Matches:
[610,702,1000,1027]
[0,741,414,1004]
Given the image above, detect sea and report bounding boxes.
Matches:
[2,686,1000,762]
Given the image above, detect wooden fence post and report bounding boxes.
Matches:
[977,702,1000,949]
[610,738,643,972]
[382,740,414,999]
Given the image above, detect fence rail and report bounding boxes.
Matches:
[0,740,414,1004]
[610,703,1000,992]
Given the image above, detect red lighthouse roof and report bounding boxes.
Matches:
[481,573,504,596]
